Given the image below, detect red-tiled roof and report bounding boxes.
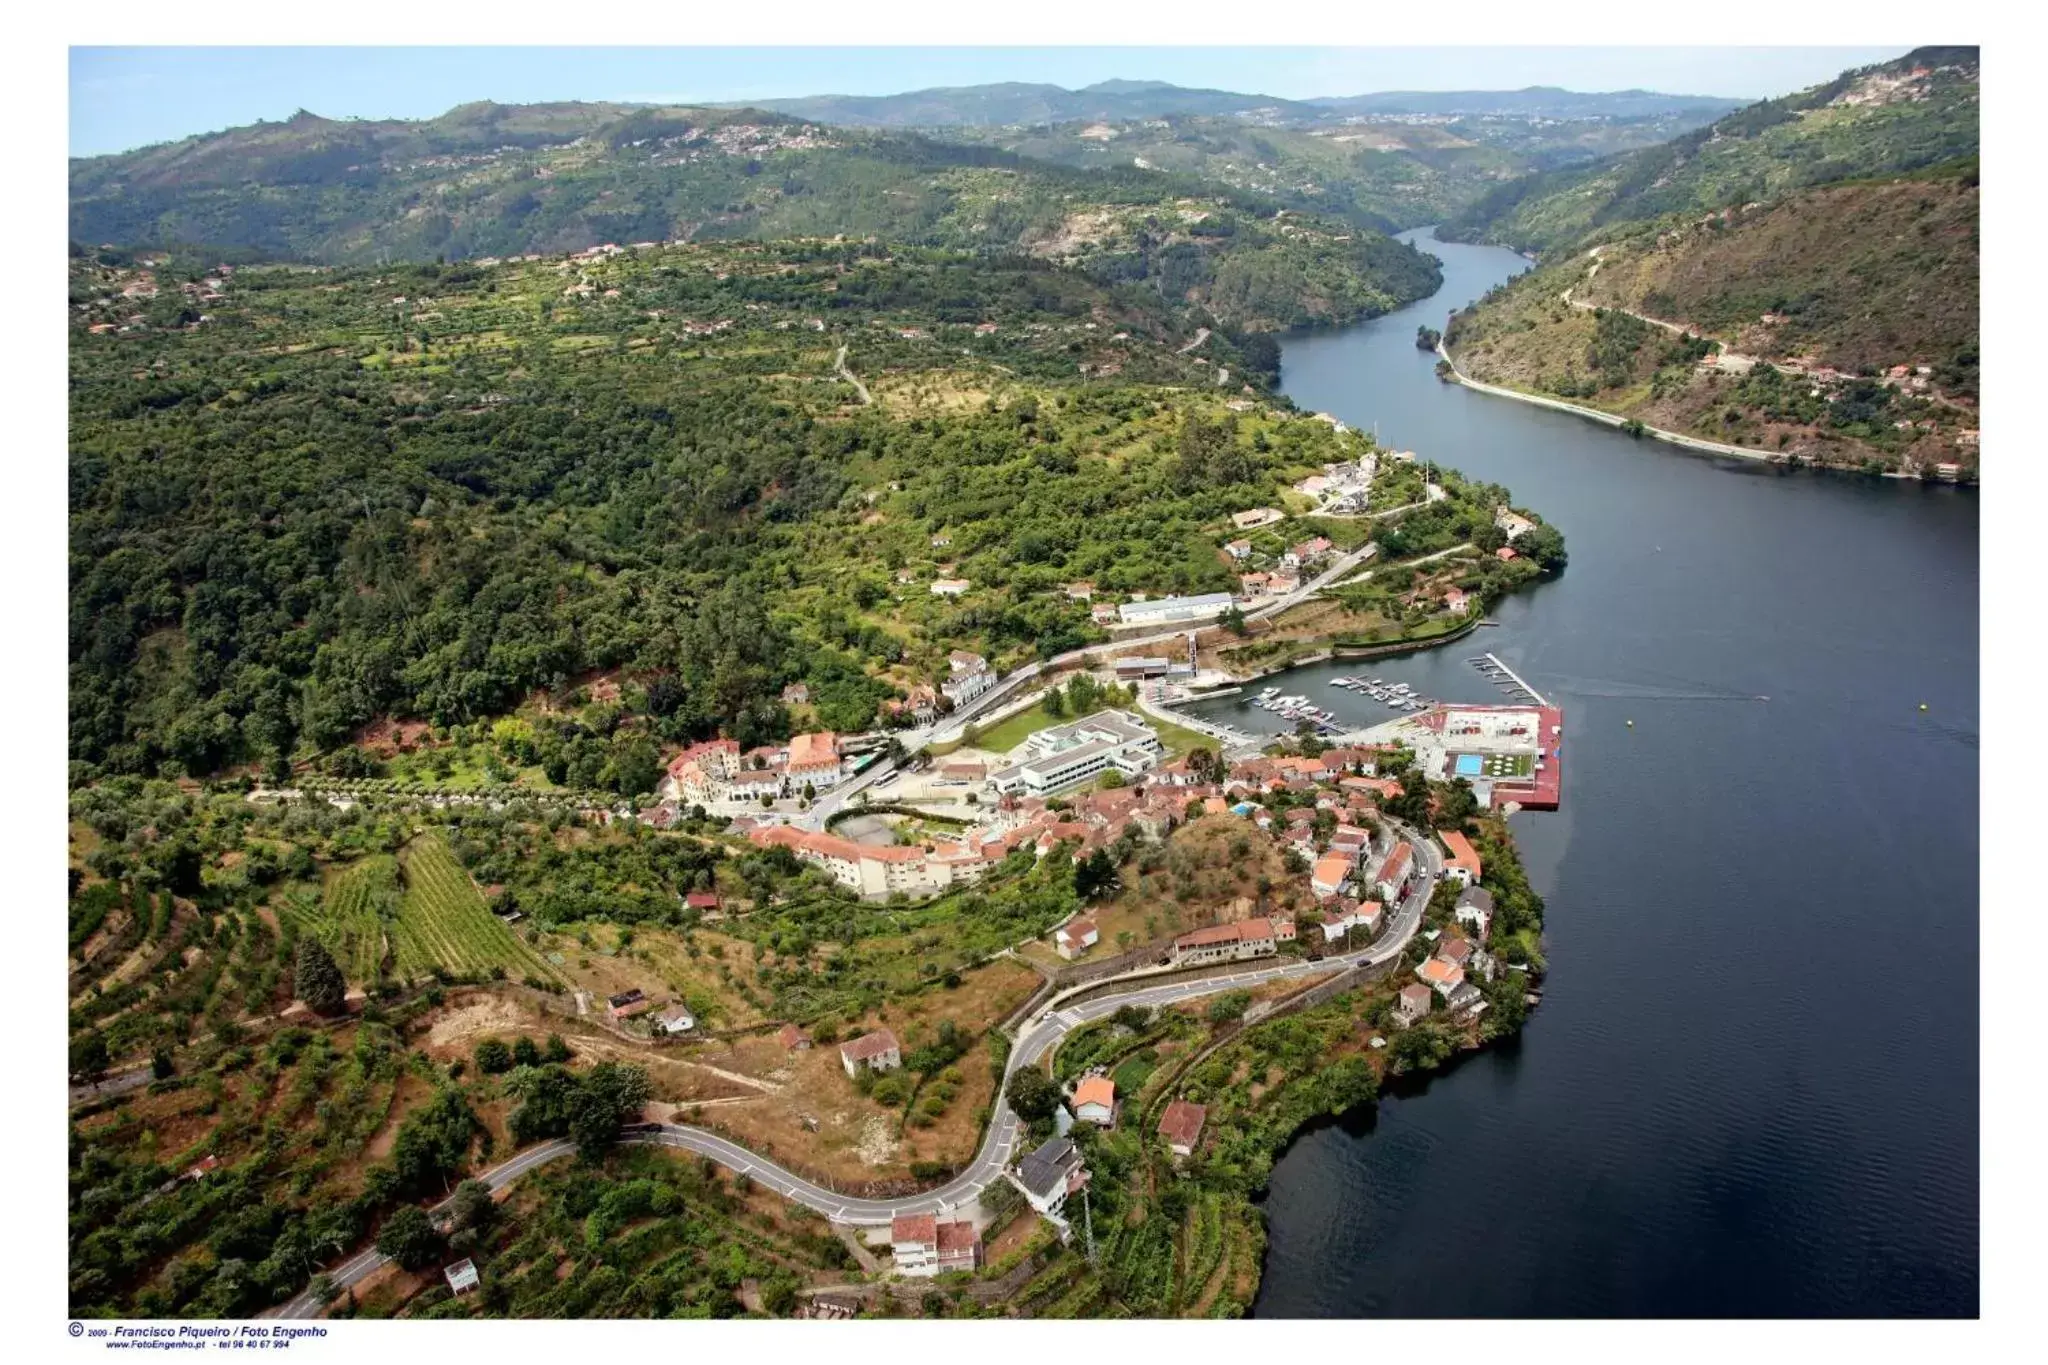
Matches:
[1440,829,1483,879]
[1158,1100,1207,1148]
[892,1213,938,1245]
[841,1029,900,1061]
[1074,1075,1116,1111]
[936,1220,979,1252]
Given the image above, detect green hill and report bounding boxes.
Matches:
[1438,47,1978,256]
[69,103,1439,333]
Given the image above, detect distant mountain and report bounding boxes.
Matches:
[1439,48,1980,478]
[69,101,1442,332]
[738,79,1744,131]
[740,80,1317,128]
[1437,47,1979,255]
[1307,87,1746,121]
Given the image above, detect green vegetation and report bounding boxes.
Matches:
[389,834,556,983]
[1439,48,1979,256]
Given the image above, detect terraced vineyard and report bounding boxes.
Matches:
[282,856,400,986]
[390,833,559,983]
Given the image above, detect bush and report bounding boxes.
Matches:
[473,1039,513,1075]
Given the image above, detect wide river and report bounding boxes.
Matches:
[1219,229,1978,1317]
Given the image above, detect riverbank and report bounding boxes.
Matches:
[1437,338,1968,485]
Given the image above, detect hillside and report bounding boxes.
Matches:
[70,103,1439,332]
[67,236,1398,777]
[1438,47,1978,256]
[745,78,1316,128]
[1443,165,1978,475]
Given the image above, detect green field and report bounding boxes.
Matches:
[388,834,560,983]
[277,856,399,987]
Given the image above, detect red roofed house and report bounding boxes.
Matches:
[684,889,721,912]
[1158,1100,1207,1159]
[778,1023,812,1051]
[1417,956,1465,997]
[891,1213,940,1275]
[1073,1074,1117,1127]
[1496,547,1518,562]
[1375,842,1413,903]
[607,989,653,1021]
[936,1218,983,1274]
[1054,918,1100,960]
[1171,918,1279,966]
[1312,854,1353,899]
[840,1028,902,1078]
[665,738,740,802]
[786,732,845,788]
[1439,830,1483,886]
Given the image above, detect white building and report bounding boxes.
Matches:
[942,650,997,706]
[1116,592,1235,627]
[988,710,1164,796]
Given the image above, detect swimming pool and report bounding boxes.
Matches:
[1454,753,1484,777]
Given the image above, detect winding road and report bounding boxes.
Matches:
[272,827,1439,1318]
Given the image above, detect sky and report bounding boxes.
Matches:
[69,46,1909,158]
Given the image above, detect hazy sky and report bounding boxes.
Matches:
[70,46,1908,158]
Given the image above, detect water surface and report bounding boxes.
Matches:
[1229,229,1979,1318]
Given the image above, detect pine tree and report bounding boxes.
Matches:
[294,936,346,1016]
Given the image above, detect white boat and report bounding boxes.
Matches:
[1386,698,1405,709]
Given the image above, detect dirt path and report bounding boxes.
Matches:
[833,344,872,406]
[1177,327,1210,354]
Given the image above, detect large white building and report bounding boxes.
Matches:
[745,824,1000,900]
[988,710,1164,796]
[1115,592,1235,627]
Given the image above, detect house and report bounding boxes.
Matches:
[1447,981,1488,1018]
[1116,592,1235,627]
[1417,956,1465,997]
[1443,587,1470,615]
[1284,536,1333,569]
[1225,539,1253,561]
[1114,656,1173,681]
[786,732,845,787]
[1231,507,1286,530]
[937,760,987,785]
[891,1214,941,1275]
[840,1029,902,1078]
[937,1219,983,1273]
[1157,1100,1207,1158]
[665,738,742,802]
[444,1259,480,1296]
[1311,855,1353,900]
[1294,474,1332,497]
[1270,916,1297,943]
[931,533,953,548]
[1394,983,1433,1027]
[1073,1075,1117,1127]
[1239,571,1272,597]
[1065,581,1095,600]
[1494,508,1536,541]
[1014,1136,1089,1217]
[684,890,721,913]
[780,682,810,705]
[1054,918,1100,960]
[1375,842,1413,903]
[183,1154,221,1182]
[607,989,653,1021]
[1091,602,1122,625]
[777,1023,812,1051]
[1455,886,1495,942]
[944,650,997,706]
[1268,567,1302,594]
[931,578,971,596]
[1496,547,1518,562]
[656,1003,696,1035]
[729,769,784,801]
[1170,918,1278,966]
[1439,830,1483,886]
[749,824,998,899]
[1319,899,1380,944]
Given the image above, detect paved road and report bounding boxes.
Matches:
[271,827,1438,1317]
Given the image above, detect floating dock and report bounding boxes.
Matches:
[1469,652,1549,706]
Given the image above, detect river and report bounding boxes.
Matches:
[1219,229,1979,1318]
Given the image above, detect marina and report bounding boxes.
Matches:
[1467,652,1547,705]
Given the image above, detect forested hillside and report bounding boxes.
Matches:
[69,237,1380,779]
[70,104,1439,332]
[1438,47,1978,256]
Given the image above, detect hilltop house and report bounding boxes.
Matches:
[1157,1100,1207,1159]
[1073,1075,1117,1128]
[1014,1136,1089,1217]
[1054,919,1100,960]
[840,1029,902,1078]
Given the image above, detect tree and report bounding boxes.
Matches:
[473,1039,513,1075]
[1220,605,1248,636]
[1004,1066,1062,1124]
[543,1034,572,1064]
[151,1047,176,1080]
[70,1032,109,1083]
[374,1205,443,1272]
[294,937,346,1016]
[448,1179,497,1235]
[1073,848,1120,900]
[511,1036,542,1069]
